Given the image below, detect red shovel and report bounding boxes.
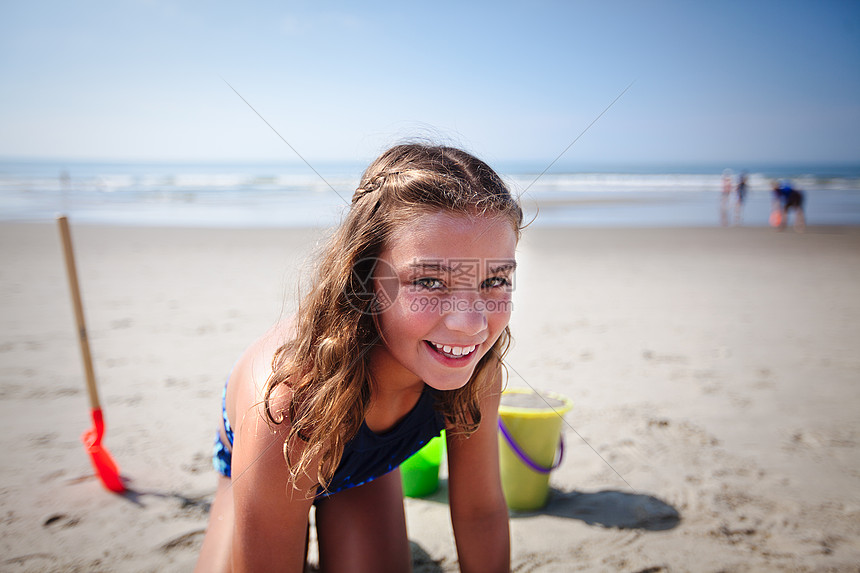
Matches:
[58,216,125,493]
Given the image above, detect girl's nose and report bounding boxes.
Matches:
[443,298,488,336]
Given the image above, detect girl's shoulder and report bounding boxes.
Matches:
[227,317,297,425]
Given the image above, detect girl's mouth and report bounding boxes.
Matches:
[426,341,478,359]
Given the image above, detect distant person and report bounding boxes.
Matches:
[771,180,806,232]
[720,169,733,226]
[734,171,748,225]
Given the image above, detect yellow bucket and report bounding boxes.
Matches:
[498,388,572,511]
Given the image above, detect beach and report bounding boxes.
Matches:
[1,222,859,572]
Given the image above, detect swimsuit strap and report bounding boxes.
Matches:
[221,382,234,448]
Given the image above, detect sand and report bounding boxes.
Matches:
[1,222,859,572]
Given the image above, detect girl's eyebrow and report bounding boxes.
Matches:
[406,261,517,273]
[488,261,517,274]
[407,262,451,273]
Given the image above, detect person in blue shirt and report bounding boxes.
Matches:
[771,180,806,232]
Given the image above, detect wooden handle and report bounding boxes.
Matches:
[57,216,101,411]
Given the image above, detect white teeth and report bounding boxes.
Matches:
[431,342,477,358]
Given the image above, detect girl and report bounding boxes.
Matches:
[195,143,523,572]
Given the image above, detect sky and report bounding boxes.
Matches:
[1,0,859,167]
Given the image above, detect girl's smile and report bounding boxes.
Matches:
[369,211,517,393]
[427,341,478,358]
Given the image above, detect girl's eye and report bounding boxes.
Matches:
[413,277,444,290]
[482,276,511,290]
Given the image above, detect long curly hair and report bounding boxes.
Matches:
[264,143,523,493]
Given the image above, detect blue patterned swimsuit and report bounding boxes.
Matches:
[212,385,445,498]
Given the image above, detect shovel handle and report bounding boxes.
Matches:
[58,216,101,411]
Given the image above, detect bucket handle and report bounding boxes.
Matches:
[498,418,564,474]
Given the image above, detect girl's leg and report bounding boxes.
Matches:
[315,468,412,573]
[195,475,234,573]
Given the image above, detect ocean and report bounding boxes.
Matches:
[2,159,859,228]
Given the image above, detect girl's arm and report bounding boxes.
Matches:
[446,369,511,573]
[227,328,319,573]
[230,396,317,573]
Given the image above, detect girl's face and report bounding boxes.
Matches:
[370,211,517,393]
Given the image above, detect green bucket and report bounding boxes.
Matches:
[498,388,573,511]
[400,431,445,498]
